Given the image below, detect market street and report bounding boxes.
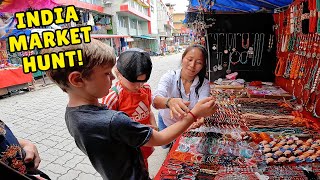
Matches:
[0,53,182,180]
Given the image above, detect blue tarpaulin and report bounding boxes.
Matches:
[188,0,293,13]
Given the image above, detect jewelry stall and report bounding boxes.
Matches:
[155,0,320,179]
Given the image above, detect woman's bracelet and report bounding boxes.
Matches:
[165,97,172,108]
[188,111,197,122]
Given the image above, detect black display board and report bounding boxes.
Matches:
[205,13,277,82]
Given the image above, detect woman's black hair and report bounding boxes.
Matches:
[181,44,208,98]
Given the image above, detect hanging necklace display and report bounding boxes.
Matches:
[228,33,233,53]
[227,50,240,74]
[276,12,282,54]
[218,52,223,71]
[211,33,219,72]
[232,33,237,52]
[212,52,219,72]
[256,33,265,66]
[230,51,240,65]
[212,33,218,51]
[267,34,274,52]
[242,33,250,49]
[306,34,312,58]
[224,33,229,54]
[252,33,260,66]
[247,33,254,58]
[311,35,318,58]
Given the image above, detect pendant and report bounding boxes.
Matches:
[224,49,229,54]
[212,44,217,50]
[312,52,316,58]
[218,65,223,70]
[226,69,232,74]
[213,65,218,72]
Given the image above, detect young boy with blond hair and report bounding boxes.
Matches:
[42,39,217,180]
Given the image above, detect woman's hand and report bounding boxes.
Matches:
[167,98,191,119]
[18,139,41,169]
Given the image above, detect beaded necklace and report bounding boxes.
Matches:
[252,33,264,66]
[267,34,274,52]
[311,66,320,93]
[289,54,301,79]
[297,56,307,84]
[239,51,248,64]
[304,60,319,90]
[318,0,320,33]
[283,54,292,78]
[275,57,286,77]
[226,50,240,74]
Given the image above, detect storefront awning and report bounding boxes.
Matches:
[188,0,293,13]
[126,37,135,42]
[91,34,131,39]
[132,35,156,40]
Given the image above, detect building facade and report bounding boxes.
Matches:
[157,1,174,54]
[55,0,174,55]
[173,12,189,45]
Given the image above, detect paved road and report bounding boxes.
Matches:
[0,53,182,180]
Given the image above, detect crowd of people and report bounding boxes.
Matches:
[0,39,217,180]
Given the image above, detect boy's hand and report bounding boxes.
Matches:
[191,97,217,119]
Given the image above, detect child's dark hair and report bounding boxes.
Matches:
[117,48,152,82]
[181,44,208,97]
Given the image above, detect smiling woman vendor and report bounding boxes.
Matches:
[152,44,211,148]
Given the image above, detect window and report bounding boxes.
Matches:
[129,0,134,8]
[130,19,137,29]
[119,16,128,28]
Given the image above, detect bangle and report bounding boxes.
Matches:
[165,97,172,108]
[188,111,197,121]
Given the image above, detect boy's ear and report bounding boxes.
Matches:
[68,72,84,88]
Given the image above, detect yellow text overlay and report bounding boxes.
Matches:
[22,50,83,73]
[9,6,92,73]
